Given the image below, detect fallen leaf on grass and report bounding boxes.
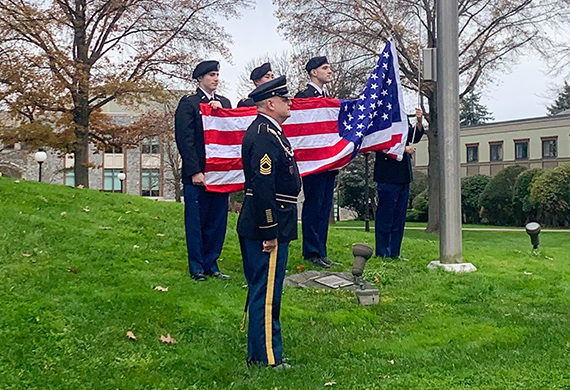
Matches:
[325,381,336,386]
[126,331,136,340]
[99,226,112,230]
[545,256,554,260]
[154,286,168,292]
[77,185,84,189]
[160,334,177,344]
[154,216,161,220]
[68,267,78,274]
[22,253,31,257]
[388,359,395,364]
[374,275,381,282]
[524,271,532,275]
[43,364,49,370]
[83,208,90,212]
[156,233,165,237]
[295,265,305,272]
[41,197,48,202]
[133,245,140,249]
[14,180,20,183]
[60,211,67,217]
[504,313,512,317]
[125,211,131,214]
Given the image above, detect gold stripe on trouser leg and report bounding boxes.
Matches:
[264,245,278,366]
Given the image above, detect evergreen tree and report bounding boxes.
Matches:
[547,81,570,116]
[460,91,494,126]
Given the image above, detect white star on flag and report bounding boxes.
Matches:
[382,113,389,120]
[356,131,363,137]
[387,103,392,110]
[381,90,388,96]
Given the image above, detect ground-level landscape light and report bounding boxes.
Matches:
[525,222,541,250]
[34,148,47,182]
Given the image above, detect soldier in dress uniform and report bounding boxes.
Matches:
[237,75,301,368]
[237,62,274,107]
[174,60,232,282]
[295,56,337,268]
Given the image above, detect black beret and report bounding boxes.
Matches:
[305,56,328,74]
[249,75,290,103]
[192,60,220,79]
[250,62,272,81]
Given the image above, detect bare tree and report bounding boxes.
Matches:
[0,0,252,187]
[275,0,570,231]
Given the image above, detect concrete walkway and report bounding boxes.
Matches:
[331,226,570,233]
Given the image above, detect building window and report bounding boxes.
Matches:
[515,140,529,160]
[104,169,122,191]
[65,170,75,187]
[142,137,160,154]
[542,138,557,158]
[142,169,160,197]
[104,144,123,154]
[466,145,478,163]
[490,142,503,162]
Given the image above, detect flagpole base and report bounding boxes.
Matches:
[427,261,477,273]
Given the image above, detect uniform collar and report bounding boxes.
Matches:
[259,113,283,133]
[198,87,215,101]
[308,81,327,97]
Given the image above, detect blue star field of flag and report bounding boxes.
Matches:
[337,40,403,154]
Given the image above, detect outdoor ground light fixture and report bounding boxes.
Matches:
[34,148,47,182]
[352,243,373,288]
[118,171,126,192]
[525,222,541,250]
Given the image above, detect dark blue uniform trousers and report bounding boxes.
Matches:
[375,183,409,258]
[301,171,336,260]
[240,237,289,366]
[184,184,229,276]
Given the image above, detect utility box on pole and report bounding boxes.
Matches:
[422,48,437,82]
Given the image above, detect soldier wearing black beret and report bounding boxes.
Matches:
[238,75,301,368]
[174,60,232,282]
[295,56,337,269]
[237,62,274,107]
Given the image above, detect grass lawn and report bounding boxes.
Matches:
[2,177,570,389]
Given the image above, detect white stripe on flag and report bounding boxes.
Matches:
[202,115,256,132]
[205,169,245,185]
[290,133,343,150]
[206,144,242,159]
[286,107,340,125]
[296,142,354,174]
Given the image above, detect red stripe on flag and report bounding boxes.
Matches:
[205,183,245,193]
[204,129,246,146]
[302,154,352,176]
[205,157,243,172]
[359,134,403,153]
[290,97,340,110]
[201,104,257,118]
[283,121,338,137]
[293,139,349,162]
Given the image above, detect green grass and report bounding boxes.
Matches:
[2,177,570,389]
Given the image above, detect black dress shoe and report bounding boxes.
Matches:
[321,257,332,265]
[191,273,206,281]
[212,271,231,280]
[308,257,330,268]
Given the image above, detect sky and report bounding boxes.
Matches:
[216,3,567,123]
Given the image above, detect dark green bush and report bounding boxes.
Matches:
[461,174,491,224]
[480,165,527,225]
[409,170,428,209]
[530,164,570,227]
[407,188,428,222]
[512,168,544,225]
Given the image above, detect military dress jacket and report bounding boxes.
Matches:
[174,89,231,184]
[237,114,302,242]
[295,84,325,98]
[373,123,425,184]
[237,97,255,107]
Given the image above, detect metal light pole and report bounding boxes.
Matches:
[364,153,370,232]
[427,0,476,272]
[118,171,126,193]
[35,148,47,182]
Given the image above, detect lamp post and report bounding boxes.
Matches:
[118,171,126,193]
[34,148,47,182]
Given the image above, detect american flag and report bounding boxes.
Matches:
[202,39,408,193]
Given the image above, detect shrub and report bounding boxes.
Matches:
[479,165,527,225]
[407,188,428,222]
[461,174,491,224]
[512,168,544,225]
[338,154,377,220]
[530,164,570,227]
[409,170,428,209]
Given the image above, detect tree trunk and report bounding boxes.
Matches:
[426,95,440,233]
[73,103,90,188]
[174,171,182,202]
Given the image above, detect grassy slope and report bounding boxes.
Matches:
[1,177,570,389]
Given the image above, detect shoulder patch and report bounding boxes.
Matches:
[260,153,272,175]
